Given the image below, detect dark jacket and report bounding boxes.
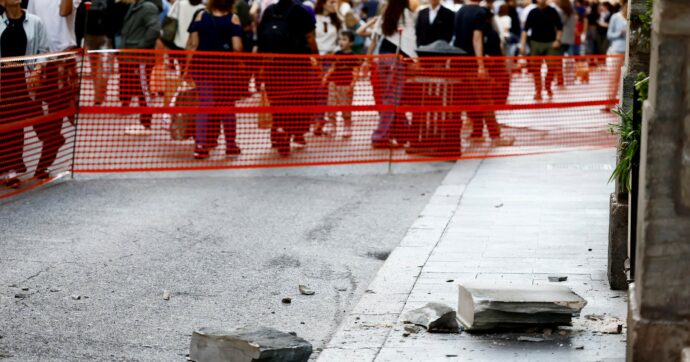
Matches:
[120,0,162,49]
[415,5,454,47]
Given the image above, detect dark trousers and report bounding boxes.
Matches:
[263,58,311,140]
[118,57,153,128]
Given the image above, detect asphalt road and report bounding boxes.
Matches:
[0,162,450,361]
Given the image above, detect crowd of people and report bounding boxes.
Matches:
[0,0,628,186]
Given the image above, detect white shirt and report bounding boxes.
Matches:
[498,15,511,39]
[373,8,417,57]
[27,0,80,51]
[315,14,339,55]
[169,0,205,49]
[442,0,461,12]
[428,4,441,24]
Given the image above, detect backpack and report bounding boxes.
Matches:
[85,0,109,36]
[258,2,305,53]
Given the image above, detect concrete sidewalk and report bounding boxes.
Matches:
[319,149,627,361]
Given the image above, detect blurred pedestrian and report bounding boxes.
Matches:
[257,0,318,156]
[519,0,562,100]
[184,0,244,159]
[119,0,162,136]
[367,0,417,149]
[0,0,49,187]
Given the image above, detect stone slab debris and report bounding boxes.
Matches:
[404,325,423,334]
[457,283,587,331]
[298,285,314,296]
[401,302,460,333]
[548,276,568,282]
[163,290,171,301]
[189,327,312,362]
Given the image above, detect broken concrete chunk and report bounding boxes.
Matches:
[281,298,292,304]
[457,283,587,331]
[548,276,568,282]
[163,290,171,301]
[71,295,81,301]
[189,327,312,362]
[401,302,459,333]
[298,285,314,296]
[404,325,423,334]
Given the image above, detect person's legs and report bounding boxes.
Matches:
[372,56,402,147]
[544,45,563,97]
[192,74,214,158]
[528,40,546,100]
[138,62,153,129]
[85,35,109,105]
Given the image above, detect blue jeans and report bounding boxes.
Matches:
[192,74,237,151]
[371,56,405,143]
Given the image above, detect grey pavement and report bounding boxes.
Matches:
[320,149,627,362]
[0,162,451,361]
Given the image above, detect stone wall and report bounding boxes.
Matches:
[628,0,690,360]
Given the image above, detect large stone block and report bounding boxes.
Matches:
[608,193,629,291]
[189,327,312,362]
[457,283,587,331]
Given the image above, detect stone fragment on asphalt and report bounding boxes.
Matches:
[457,283,587,331]
[282,297,292,304]
[14,293,27,299]
[517,336,545,342]
[401,302,459,333]
[21,287,29,291]
[71,295,81,300]
[189,327,312,362]
[163,290,171,301]
[298,285,314,296]
[548,276,568,282]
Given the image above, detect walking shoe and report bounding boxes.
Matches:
[1,170,20,189]
[533,93,543,101]
[342,125,352,138]
[292,135,307,149]
[125,124,152,136]
[491,136,516,147]
[546,88,554,99]
[194,146,210,160]
[469,135,485,143]
[226,145,242,157]
[34,169,50,180]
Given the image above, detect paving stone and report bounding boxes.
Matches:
[189,327,312,362]
[457,283,587,331]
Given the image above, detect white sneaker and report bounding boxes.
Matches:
[125,124,152,136]
[342,126,352,138]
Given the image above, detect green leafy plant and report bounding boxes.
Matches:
[638,0,654,37]
[609,107,638,193]
[608,73,647,193]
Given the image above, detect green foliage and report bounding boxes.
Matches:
[638,0,654,37]
[635,73,649,108]
[609,107,639,193]
[609,73,648,193]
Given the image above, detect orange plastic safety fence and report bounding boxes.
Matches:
[1,49,621,199]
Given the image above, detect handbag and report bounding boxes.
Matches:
[161,1,180,44]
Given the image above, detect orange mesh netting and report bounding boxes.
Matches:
[1,49,621,198]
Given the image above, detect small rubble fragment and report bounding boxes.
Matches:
[281,297,292,304]
[548,276,568,282]
[402,302,460,333]
[298,285,315,296]
[574,345,585,350]
[163,290,171,301]
[404,325,423,334]
[49,288,60,293]
[21,287,29,291]
[71,295,81,300]
[457,283,587,331]
[189,327,312,362]
[517,336,545,342]
[14,293,27,299]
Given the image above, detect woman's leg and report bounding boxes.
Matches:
[193,75,214,157]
